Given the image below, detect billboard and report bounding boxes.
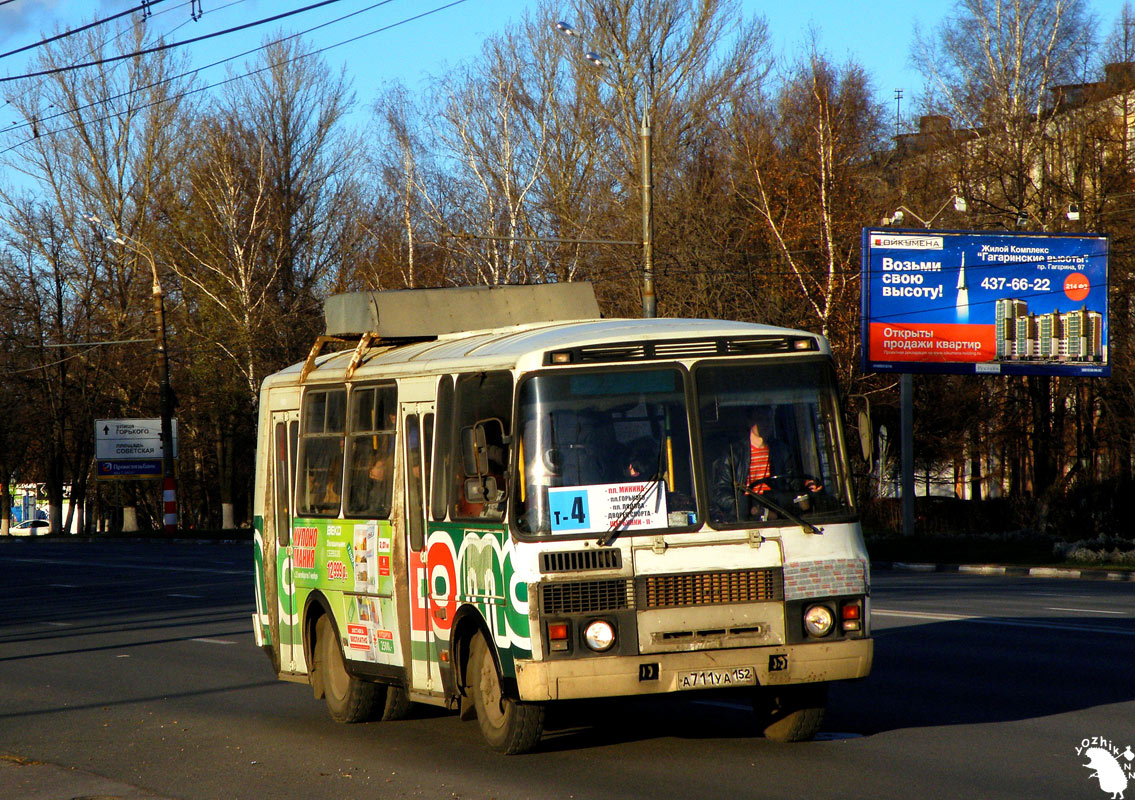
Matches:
[861,229,1109,377]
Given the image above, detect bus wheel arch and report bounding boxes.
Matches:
[449,607,487,719]
[301,591,334,691]
[452,613,545,755]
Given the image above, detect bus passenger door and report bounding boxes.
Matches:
[269,410,300,672]
[402,401,440,694]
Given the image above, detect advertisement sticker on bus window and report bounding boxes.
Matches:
[547,482,667,534]
[347,624,370,650]
[374,629,395,655]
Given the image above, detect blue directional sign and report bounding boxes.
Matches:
[97,459,163,479]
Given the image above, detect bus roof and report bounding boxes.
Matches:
[262,316,830,390]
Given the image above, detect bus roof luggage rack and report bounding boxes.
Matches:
[323,282,600,338]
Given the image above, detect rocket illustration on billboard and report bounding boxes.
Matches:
[956,251,969,320]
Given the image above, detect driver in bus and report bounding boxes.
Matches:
[711,407,814,522]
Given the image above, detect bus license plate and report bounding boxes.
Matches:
[677,666,756,690]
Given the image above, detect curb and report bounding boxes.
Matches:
[0,755,175,800]
[875,561,1135,581]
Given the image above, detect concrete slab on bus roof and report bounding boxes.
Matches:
[324,283,600,338]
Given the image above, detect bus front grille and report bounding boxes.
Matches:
[637,569,783,609]
[540,549,623,573]
[540,579,634,614]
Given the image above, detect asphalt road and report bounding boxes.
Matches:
[1,539,1132,800]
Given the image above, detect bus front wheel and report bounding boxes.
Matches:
[754,683,827,742]
[314,615,378,723]
[468,633,544,754]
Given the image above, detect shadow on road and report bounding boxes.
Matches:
[828,616,1135,735]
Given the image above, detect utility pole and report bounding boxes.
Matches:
[87,215,178,534]
[152,272,177,534]
[556,19,657,318]
[640,106,655,318]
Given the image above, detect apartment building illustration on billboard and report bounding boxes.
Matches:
[994,299,1104,362]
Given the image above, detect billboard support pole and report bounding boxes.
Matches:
[901,373,915,537]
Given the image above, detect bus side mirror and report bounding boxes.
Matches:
[463,475,503,504]
[461,425,490,475]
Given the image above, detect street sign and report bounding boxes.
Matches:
[95,418,178,480]
[97,459,164,478]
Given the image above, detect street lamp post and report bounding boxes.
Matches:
[556,20,655,318]
[880,195,967,538]
[87,215,178,534]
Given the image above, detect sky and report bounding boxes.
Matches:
[0,0,1128,135]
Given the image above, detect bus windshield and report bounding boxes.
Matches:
[696,360,854,526]
[513,368,697,535]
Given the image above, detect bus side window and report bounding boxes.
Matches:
[452,372,513,521]
[274,421,292,547]
[430,377,453,521]
[344,384,397,519]
[406,413,425,551]
[297,388,347,517]
[422,412,434,517]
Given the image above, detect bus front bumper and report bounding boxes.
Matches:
[514,638,872,702]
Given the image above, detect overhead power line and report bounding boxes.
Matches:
[0,0,471,155]
[2,0,254,132]
[0,0,347,84]
[4,0,391,137]
[0,0,175,61]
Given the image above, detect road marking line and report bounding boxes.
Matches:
[872,608,1135,636]
[46,621,72,627]
[1046,606,1128,615]
[48,584,78,588]
[6,557,245,575]
[191,638,236,645]
[169,593,202,598]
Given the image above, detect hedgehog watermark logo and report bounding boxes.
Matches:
[1076,736,1135,799]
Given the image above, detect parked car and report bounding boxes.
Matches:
[10,519,50,536]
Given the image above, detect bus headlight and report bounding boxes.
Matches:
[803,605,834,637]
[583,619,616,652]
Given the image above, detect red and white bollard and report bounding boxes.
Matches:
[163,477,178,534]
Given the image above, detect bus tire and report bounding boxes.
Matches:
[379,683,412,721]
[315,615,378,723]
[469,633,544,754]
[755,683,827,742]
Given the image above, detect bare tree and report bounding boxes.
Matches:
[222,36,360,359]
[732,42,885,378]
[0,19,196,531]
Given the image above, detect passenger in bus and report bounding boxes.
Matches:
[308,450,343,513]
[349,447,392,516]
[711,407,801,521]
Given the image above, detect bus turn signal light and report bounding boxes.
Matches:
[548,621,570,651]
[841,601,862,632]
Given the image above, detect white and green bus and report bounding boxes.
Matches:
[252,283,872,754]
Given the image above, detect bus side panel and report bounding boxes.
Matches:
[290,516,405,672]
[422,522,532,677]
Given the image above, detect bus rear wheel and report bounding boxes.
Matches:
[379,684,411,721]
[754,683,827,742]
[468,633,544,754]
[314,615,379,723]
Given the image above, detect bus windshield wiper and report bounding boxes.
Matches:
[738,483,824,535]
[597,472,663,547]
